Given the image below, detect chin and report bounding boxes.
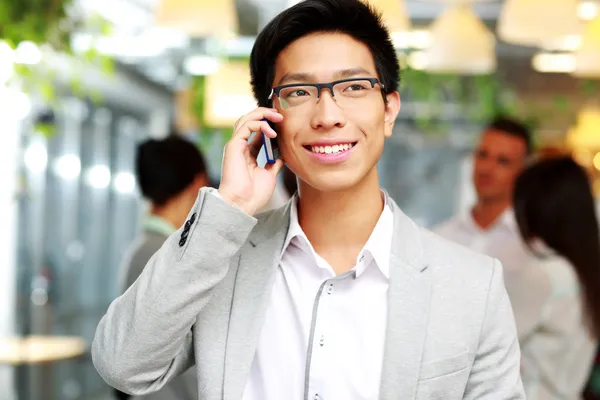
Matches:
[298,169,367,193]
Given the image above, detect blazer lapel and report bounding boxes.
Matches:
[379,198,432,400]
[223,202,291,400]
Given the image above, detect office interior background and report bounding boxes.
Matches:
[1,0,600,398]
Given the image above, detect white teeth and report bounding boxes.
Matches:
[310,143,354,154]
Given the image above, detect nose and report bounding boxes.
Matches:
[475,158,495,174]
[310,90,347,131]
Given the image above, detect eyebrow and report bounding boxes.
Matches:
[276,67,374,86]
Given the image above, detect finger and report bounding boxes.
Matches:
[234,108,283,132]
[265,158,284,177]
[248,132,263,159]
[233,120,278,142]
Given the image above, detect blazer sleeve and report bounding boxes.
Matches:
[463,259,526,399]
[91,188,257,395]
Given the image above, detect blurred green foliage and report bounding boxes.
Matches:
[0,0,114,136]
[0,0,72,49]
[401,66,540,135]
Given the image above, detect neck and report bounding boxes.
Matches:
[151,200,185,229]
[472,199,510,230]
[297,168,384,274]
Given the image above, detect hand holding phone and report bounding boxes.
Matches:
[218,108,284,216]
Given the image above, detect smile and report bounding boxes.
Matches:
[305,142,357,154]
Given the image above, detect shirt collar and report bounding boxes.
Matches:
[143,215,177,237]
[281,191,394,279]
[459,206,517,234]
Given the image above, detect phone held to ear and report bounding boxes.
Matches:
[262,119,279,164]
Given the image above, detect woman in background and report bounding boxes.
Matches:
[509,156,600,399]
[114,135,209,400]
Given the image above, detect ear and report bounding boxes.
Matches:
[383,91,400,139]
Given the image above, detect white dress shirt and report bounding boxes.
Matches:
[432,207,528,272]
[242,192,394,400]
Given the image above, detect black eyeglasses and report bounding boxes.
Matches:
[267,77,385,111]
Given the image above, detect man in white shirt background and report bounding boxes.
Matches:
[434,117,533,270]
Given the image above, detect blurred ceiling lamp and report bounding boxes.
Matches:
[154,0,238,38]
[497,0,581,46]
[368,0,411,33]
[532,52,576,73]
[424,5,496,74]
[542,34,582,51]
[574,16,600,77]
[566,106,600,150]
[392,29,433,49]
[184,55,220,76]
[204,60,256,128]
[579,0,599,21]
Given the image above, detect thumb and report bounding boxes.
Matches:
[265,159,284,177]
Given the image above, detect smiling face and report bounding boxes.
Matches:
[271,32,400,193]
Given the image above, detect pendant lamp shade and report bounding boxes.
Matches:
[424,5,496,74]
[155,0,238,38]
[497,0,581,46]
[574,17,600,77]
[204,61,255,128]
[368,0,411,33]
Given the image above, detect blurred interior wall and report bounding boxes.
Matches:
[0,98,20,400]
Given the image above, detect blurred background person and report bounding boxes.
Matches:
[433,117,533,270]
[115,135,208,400]
[509,156,600,399]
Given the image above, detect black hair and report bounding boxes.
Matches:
[135,135,207,206]
[250,0,400,107]
[514,156,600,337]
[486,116,533,155]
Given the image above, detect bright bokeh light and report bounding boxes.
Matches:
[53,155,81,180]
[532,52,577,73]
[85,165,111,189]
[578,1,599,20]
[184,55,220,76]
[15,41,42,65]
[113,172,136,193]
[24,142,48,173]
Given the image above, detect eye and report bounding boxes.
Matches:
[344,83,369,92]
[286,89,310,98]
[498,156,510,166]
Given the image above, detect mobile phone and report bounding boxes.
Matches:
[261,119,279,164]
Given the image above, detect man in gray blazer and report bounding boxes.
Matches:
[92,0,525,399]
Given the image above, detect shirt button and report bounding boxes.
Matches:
[326,284,333,295]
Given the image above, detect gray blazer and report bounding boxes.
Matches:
[119,226,198,400]
[93,188,525,400]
